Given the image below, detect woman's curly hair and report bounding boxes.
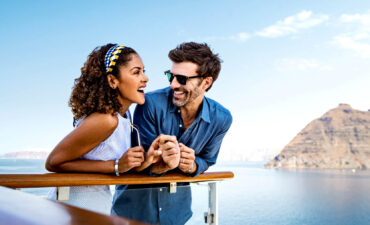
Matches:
[69,43,137,119]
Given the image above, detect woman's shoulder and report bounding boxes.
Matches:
[79,112,118,132]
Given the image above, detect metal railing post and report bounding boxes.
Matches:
[204,181,218,225]
[57,186,70,201]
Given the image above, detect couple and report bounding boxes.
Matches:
[45,42,232,225]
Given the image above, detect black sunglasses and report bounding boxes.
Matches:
[164,70,203,85]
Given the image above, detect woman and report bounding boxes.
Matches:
[45,43,160,214]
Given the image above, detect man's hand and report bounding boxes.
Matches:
[159,135,180,170]
[178,143,196,174]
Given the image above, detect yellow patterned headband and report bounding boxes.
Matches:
[104,45,125,73]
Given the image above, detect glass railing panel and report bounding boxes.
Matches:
[19,187,53,198]
[50,185,114,215]
[5,184,212,223]
[185,183,209,225]
[112,184,209,224]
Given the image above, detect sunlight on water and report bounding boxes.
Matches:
[210,162,370,225]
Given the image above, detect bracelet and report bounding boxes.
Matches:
[188,162,194,173]
[115,159,120,176]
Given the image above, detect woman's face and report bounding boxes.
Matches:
[114,54,148,106]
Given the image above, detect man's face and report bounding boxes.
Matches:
[170,62,204,107]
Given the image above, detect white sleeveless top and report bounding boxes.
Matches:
[48,112,132,215]
[77,112,132,161]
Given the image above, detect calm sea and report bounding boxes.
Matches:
[1,159,370,225]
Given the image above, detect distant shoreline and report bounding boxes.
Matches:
[0,151,49,160]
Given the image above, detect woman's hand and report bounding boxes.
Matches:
[118,146,145,173]
[146,136,163,164]
[134,136,162,172]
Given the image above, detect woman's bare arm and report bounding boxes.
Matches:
[45,113,119,173]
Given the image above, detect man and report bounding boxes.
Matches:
[111,42,232,225]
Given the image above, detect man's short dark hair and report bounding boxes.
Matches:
[168,42,221,91]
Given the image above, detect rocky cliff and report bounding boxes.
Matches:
[265,104,370,169]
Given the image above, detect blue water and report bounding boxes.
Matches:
[0,159,53,196]
[1,159,370,225]
[210,163,370,225]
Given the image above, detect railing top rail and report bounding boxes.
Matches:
[0,171,234,188]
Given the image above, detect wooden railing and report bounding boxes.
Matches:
[0,171,234,225]
[0,171,234,188]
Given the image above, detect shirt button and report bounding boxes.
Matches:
[178,110,180,113]
[159,208,162,211]
[179,124,182,128]
[159,188,162,192]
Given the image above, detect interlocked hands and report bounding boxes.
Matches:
[120,134,196,174]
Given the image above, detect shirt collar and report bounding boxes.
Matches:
[168,89,211,123]
[199,98,211,123]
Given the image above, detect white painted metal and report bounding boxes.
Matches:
[169,182,177,193]
[204,182,218,225]
[56,186,70,201]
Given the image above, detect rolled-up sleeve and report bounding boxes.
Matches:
[192,114,233,177]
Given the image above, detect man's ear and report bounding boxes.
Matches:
[107,74,118,89]
[202,76,213,91]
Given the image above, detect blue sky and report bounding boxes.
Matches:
[1,1,370,160]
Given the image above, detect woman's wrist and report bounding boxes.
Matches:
[115,159,120,176]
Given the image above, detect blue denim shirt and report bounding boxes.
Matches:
[111,87,232,225]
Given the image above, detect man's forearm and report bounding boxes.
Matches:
[134,160,152,172]
[151,160,171,174]
[192,156,212,176]
[188,161,197,174]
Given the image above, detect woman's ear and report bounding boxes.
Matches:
[202,76,213,91]
[107,74,118,89]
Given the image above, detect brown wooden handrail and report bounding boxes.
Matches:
[0,171,234,188]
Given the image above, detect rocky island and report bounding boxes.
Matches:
[265,104,370,169]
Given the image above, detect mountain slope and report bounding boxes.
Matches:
[265,104,370,169]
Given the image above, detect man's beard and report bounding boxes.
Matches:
[172,85,202,107]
